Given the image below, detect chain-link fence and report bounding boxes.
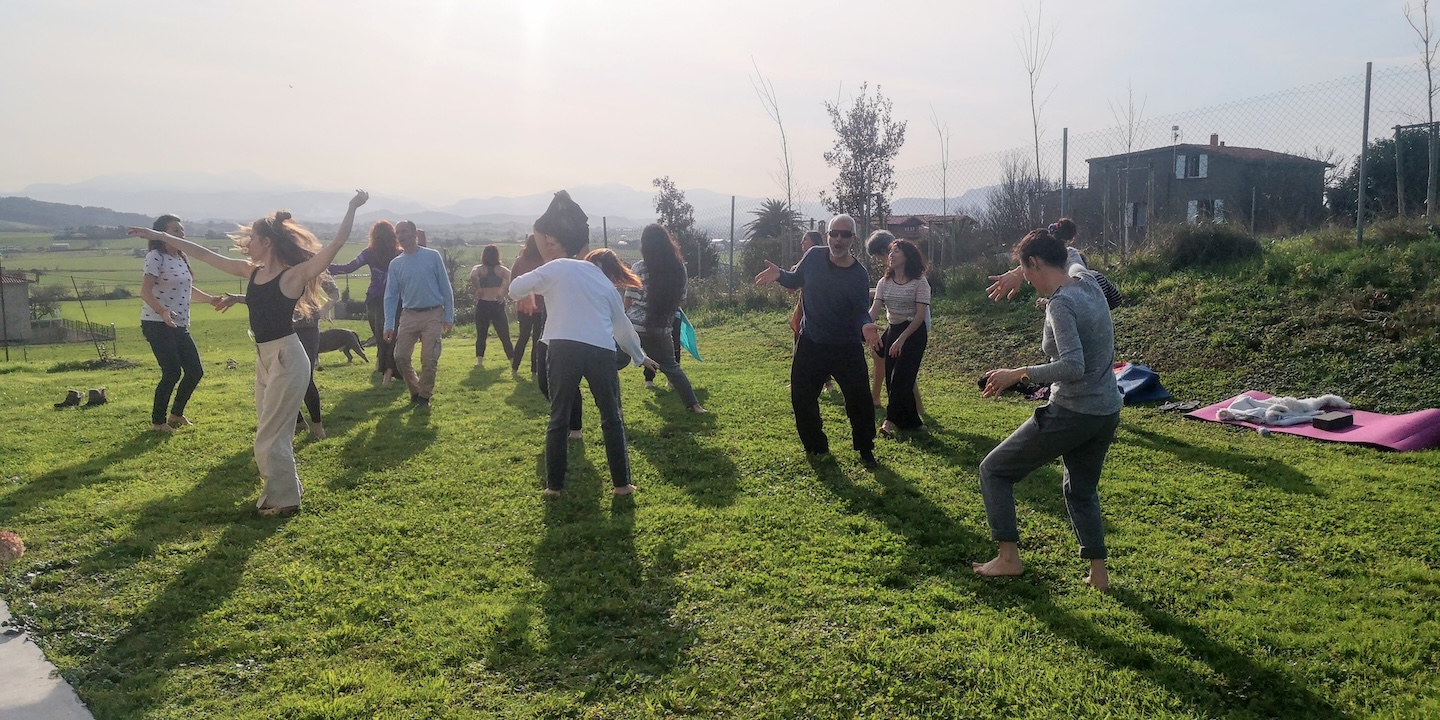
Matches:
[663,63,1431,290]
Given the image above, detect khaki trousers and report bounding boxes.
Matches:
[254,334,309,509]
[394,306,444,398]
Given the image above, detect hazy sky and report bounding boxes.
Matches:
[0,0,1420,204]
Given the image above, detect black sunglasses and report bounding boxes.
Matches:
[827,229,854,239]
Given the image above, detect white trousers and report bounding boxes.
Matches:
[254,334,309,509]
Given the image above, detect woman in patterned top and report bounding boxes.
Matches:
[868,238,931,435]
[623,224,706,413]
[139,214,223,433]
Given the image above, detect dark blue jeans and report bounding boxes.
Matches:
[142,320,204,426]
[544,339,629,490]
[979,403,1121,559]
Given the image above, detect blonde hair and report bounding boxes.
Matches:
[231,210,329,319]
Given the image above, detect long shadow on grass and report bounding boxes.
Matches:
[0,430,172,525]
[324,382,407,438]
[963,579,1349,719]
[486,449,690,696]
[459,363,504,391]
[923,419,1111,525]
[805,452,1343,717]
[333,405,437,482]
[61,450,290,717]
[1125,425,1321,495]
[630,389,736,507]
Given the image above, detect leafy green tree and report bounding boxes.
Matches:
[744,199,801,241]
[653,176,719,278]
[820,83,907,239]
[1329,130,1430,221]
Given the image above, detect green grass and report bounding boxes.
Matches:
[1,298,1438,718]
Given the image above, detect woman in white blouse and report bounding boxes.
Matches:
[139,214,222,432]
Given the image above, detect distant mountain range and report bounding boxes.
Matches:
[0,197,151,231]
[3,172,999,232]
[7,172,766,227]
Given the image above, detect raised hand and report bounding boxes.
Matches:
[754,259,780,286]
[349,190,370,210]
[986,267,1023,302]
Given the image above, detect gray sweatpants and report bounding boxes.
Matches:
[979,403,1121,560]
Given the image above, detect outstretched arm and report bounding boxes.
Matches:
[282,190,368,298]
[128,229,253,278]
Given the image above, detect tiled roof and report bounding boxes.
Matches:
[1087,143,1331,166]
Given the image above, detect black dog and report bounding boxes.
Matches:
[319,328,369,363]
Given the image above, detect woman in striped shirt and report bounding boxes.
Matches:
[868,238,931,435]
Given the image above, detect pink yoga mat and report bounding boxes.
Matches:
[1186,391,1440,452]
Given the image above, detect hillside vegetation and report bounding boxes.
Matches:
[924,219,1440,413]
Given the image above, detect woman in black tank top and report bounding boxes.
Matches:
[130,190,369,517]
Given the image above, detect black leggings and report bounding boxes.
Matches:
[366,295,397,375]
[142,320,204,426]
[643,314,683,383]
[475,299,514,359]
[513,310,544,373]
[295,324,321,424]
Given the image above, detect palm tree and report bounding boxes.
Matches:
[744,199,801,241]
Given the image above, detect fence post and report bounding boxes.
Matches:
[1358,61,1373,245]
[603,217,608,248]
[1396,125,1406,216]
[728,196,735,302]
[0,259,8,362]
[1061,127,1069,218]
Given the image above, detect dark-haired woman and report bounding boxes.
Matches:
[625,224,706,413]
[868,238,930,435]
[989,218,1122,310]
[131,190,369,517]
[139,214,223,433]
[329,221,400,386]
[469,244,514,369]
[508,191,657,498]
[509,235,546,379]
[976,227,1123,590]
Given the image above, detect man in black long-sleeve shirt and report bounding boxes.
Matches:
[756,214,882,465]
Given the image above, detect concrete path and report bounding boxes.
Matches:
[0,598,94,720]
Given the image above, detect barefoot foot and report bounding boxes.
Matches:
[1083,560,1110,591]
[971,555,1024,578]
[690,404,708,414]
[151,423,175,434]
[542,488,562,499]
[612,484,637,496]
[567,430,583,441]
[166,415,192,427]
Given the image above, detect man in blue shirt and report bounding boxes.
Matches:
[383,220,454,407]
[756,214,882,465]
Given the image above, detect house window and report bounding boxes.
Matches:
[1176,153,1209,179]
[1214,199,1226,223]
[1125,203,1148,228]
[1186,199,1214,225]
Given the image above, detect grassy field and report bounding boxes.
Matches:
[1,294,1437,718]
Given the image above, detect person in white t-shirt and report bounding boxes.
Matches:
[139,214,223,433]
[508,191,658,498]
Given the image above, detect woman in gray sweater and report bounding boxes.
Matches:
[975,227,1124,590]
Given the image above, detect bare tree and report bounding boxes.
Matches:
[750,58,793,211]
[930,105,951,269]
[1109,81,1148,262]
[1017,0,1056,223]
[751,58,795,257]
[1405,0,1439,221]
